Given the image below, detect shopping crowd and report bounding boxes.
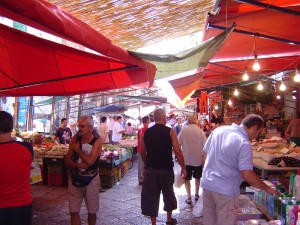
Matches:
[2,109,300,225]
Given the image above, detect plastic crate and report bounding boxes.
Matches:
[125,158,133,169]
[116,168,121,182]
[99,158,116,169]
[47,158,65,173]
[100,175,116,188]
[48,172,64,186]
[99,167,118,176]
[121,165,126,178]
[41,164,48,185]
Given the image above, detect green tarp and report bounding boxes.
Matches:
[35,96,66,105]
[129,25,235,80]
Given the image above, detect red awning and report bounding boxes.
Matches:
[204,0,300,60]
[0,0,156,96]
[0,24,150,96]
[183,0,300,96]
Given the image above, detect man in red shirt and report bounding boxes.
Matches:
[0,111,33,225]
[137,115,150,185]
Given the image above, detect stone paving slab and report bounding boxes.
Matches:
[31,156,203,225]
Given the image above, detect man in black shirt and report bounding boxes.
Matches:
[141,108,187,225]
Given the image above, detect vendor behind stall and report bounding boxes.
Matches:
[53,118,73,144]
[286,112,300,146]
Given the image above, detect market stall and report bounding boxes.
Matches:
[98,144,134,188]
[31,134,136,188]
[253,158,300,180]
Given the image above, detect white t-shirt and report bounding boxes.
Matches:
[178,124,207,166]
[112,122,122,142]
[108,119,115,131]
[98,123,109,143]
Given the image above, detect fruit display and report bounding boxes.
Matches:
[45,145,69,157]
[119,138,137,148]
[251,136,300,165]
[268,156,300,167]
[101,144,127,159]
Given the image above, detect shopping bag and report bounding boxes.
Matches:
[192,189,203,217]
[174,171,185,188]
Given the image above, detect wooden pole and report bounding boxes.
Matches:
[13,97,19,129]
[66,96,70,121]
[50,96,56,135]
[27,96,34,131]
[78,95,84,118]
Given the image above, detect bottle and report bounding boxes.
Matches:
[281,197,287,225]
[290,170,297,195]
[278,195,283,221]
[294,171,300,200]
[296,212,300,225]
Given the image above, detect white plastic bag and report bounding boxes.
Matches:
[174,171,185,188]
[192,189,203,217]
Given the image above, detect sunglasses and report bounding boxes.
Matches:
[77,125,87,128]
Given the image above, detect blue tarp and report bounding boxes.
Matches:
[94,104,125,113]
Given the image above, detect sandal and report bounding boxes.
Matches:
[186,198,192,204]
[166,218,177,225]
[195,194,199,202]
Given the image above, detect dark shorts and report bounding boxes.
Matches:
[185,165,203,180]
[0,203,32,225]
[141,169,177,217]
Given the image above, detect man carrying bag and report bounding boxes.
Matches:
[65,115,102,225]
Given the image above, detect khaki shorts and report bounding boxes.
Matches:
[68,175,100,214]
[203,189,238,225]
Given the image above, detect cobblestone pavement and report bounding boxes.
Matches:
[31,156,203,225]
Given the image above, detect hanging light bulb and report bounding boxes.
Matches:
[228,99,233,106]
[234,88,239,96]
[294,68,300,82]
[252,53,261,71]
[276,95,281,100]
[257,81,263,91]
[214,105,219,110]
[279,82,286,91]
[242,71,249,81]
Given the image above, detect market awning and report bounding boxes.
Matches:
[0,0,156,96]
[113,95,168,104]
[124,105,156,119]
[94,104,126,113]
[203,1,300,60]
[0,24,149,96]
[35,96,67,105]
[169,73,205,103]
[190,0,300,92]
[129,26,235,80]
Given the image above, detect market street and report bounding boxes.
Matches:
[31,156,203,225]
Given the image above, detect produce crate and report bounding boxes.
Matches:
[99,167,118,176]
[100,175,116,188]
[116,167,121,182]
[48,172,66,187]
[121,164,126,178]
[123,159,131,171]
[99,158,116,169]
[46,158,65,173]
[44,158,67,186]
[42,158,49,185]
